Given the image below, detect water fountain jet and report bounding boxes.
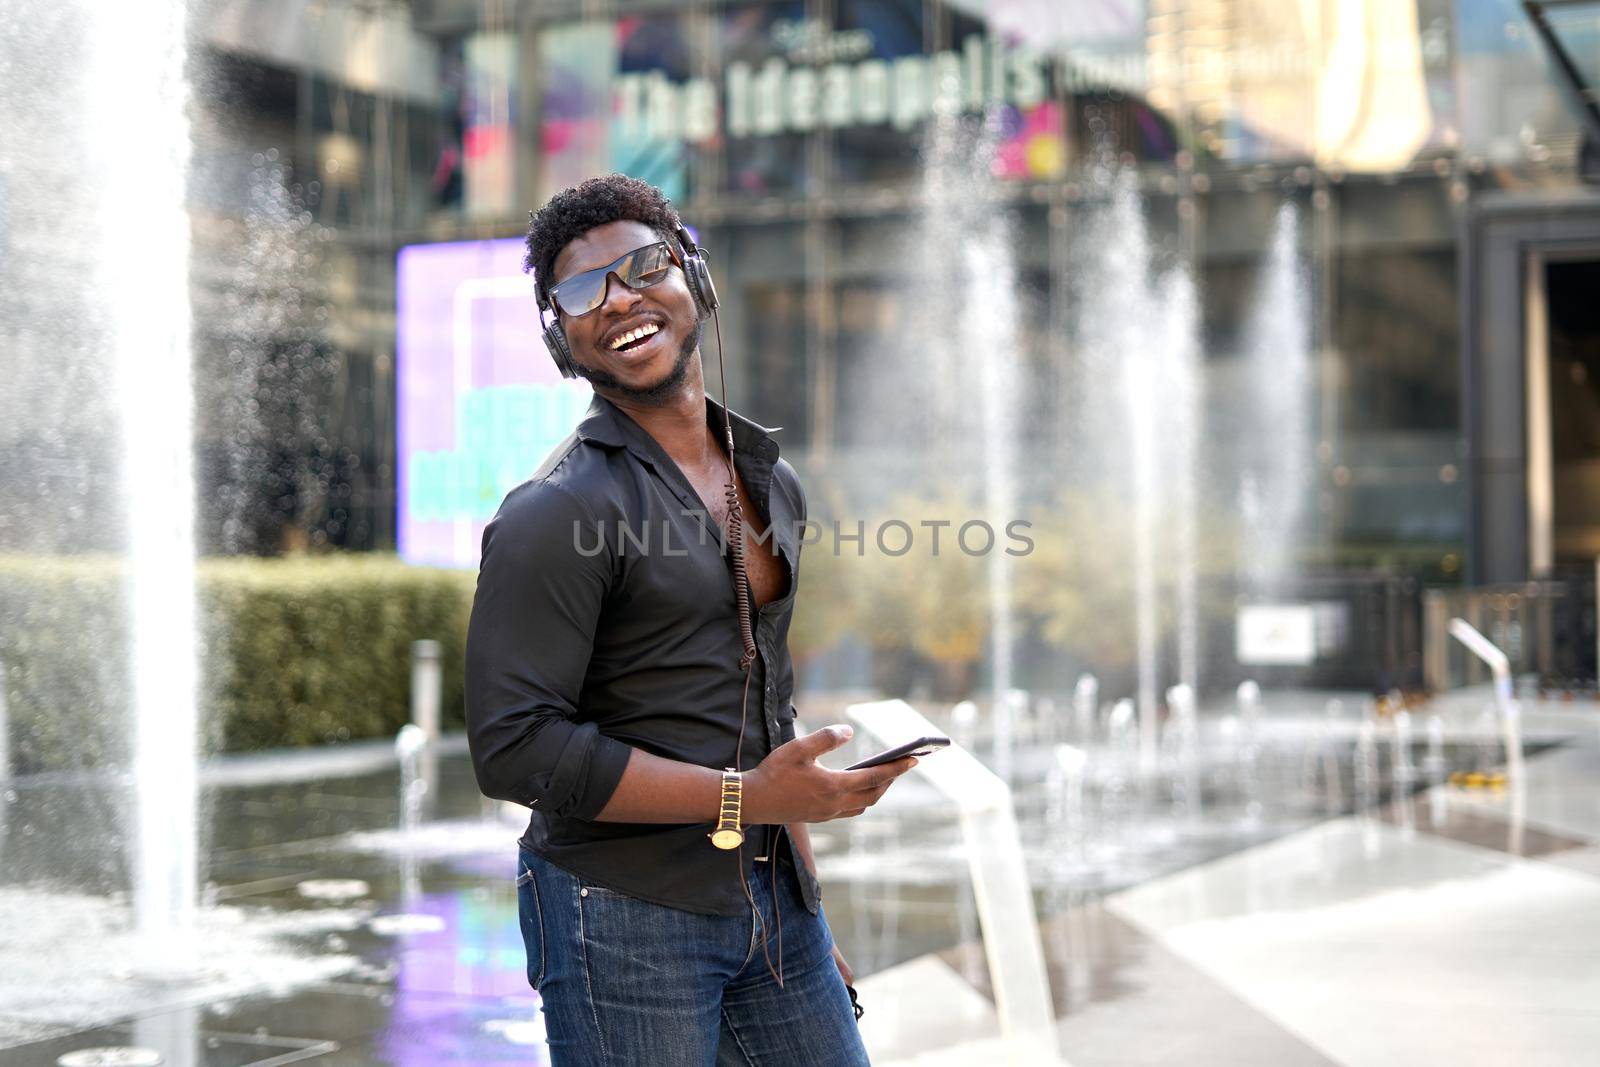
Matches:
[92,0,200,965]
[1073,168,1204,774]
[918,111,1022,784]
[1240,203,1312,595]
[1073,674,1098,743]
[1164,683,1202,821]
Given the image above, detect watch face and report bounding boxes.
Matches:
[710,828,743,850]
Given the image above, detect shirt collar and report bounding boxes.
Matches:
[706,395,782,464]
[575,391,781,465]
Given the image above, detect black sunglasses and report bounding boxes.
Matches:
[546,241,681,318]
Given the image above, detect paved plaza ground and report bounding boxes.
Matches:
[2,689,1597,1065]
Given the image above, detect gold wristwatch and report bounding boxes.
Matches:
[709,767,744,849]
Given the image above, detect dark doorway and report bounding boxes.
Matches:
[1548,259,1600,563]
[1463,192,1600,582]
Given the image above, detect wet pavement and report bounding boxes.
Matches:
[2,689,1593,1065]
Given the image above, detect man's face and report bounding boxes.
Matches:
[550,219,701,403]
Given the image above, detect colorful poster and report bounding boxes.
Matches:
[538,21,615,202]
[611,15,695,201]
[538,17,694,202]
[396,238,592,569]
[463,32,517,217]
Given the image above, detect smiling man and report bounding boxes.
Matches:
[464,174,917,1066]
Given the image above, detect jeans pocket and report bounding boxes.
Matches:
[517,854,546,989]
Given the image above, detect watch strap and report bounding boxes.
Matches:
[709,767,743,848]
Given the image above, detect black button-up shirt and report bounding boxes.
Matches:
[465,391,821,918]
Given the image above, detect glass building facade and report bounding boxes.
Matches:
[186,0,1599,574]
[170,1,1600,699]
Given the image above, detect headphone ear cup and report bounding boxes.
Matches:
[542,318,578,379]
[679,251,718,319]
[689,255,719,316]
[675,224,719,318]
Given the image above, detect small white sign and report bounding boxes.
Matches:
[1236,604,1317,666]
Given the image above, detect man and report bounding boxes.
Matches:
[465,174,918,1066]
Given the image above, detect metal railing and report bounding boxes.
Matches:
[1423,564,1598,694]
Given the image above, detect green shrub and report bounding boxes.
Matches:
[0,555,130,773]
[0,554,474,773]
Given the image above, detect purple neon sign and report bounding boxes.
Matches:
[396,238,592,568]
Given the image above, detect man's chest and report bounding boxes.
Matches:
[594,454,796,619]
[679,466,790,610]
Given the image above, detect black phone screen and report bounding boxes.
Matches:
[844,735,950,771]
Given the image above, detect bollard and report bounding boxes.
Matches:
[409,640,442,818]
[410,640,442,744]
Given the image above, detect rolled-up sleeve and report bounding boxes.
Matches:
[465,478,633,820]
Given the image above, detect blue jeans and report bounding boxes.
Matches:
[517,846,871,1066]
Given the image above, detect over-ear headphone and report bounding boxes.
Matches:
[538,223,719,380]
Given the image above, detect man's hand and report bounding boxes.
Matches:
[742,725,917,824]
[831,943,854,987]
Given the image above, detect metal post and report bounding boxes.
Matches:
[410,639,442,812]
[411,639,442,742]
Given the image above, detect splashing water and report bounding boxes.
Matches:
[1160,270,1201,694]
[91,2,199,960]
[1074,169,1201,772]
[1241,203,1312,593]
[921,110,1022,779]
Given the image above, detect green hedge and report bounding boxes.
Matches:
[0,554,474,773]
[0,556,131,773]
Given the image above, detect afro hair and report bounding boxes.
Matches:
[524,173,684,305]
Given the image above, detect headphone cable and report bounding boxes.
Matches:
[710,303,785,990]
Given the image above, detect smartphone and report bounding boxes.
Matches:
[844,735,950,771]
